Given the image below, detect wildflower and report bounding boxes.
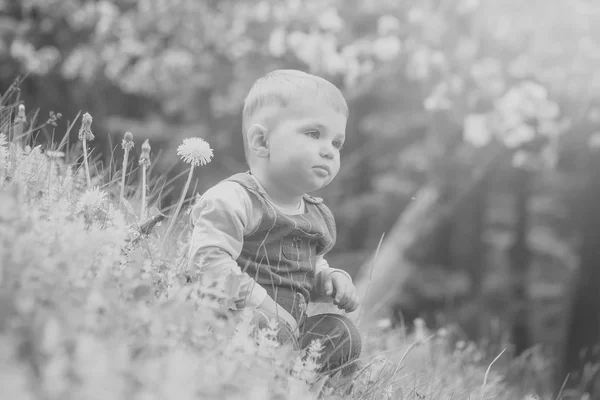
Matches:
[78,112,94,141]
[164,137,213,243]
[76,186,107,212]
[47,111,62,127]
[121,131,134,152]
[177,137,213,167]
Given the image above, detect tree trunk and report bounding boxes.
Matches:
[561,150,600,392]
[508,165,533,356]
[468,172,488,339]
[354,144,509,329]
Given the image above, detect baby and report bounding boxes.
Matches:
[188,69,362,375]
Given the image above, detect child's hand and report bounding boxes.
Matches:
[323,271,360,313]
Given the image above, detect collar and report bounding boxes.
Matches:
[246,171,323,206]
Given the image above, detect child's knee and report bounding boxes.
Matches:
[300,313,362,374]
[250,309,298,347]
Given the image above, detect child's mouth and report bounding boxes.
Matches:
[313,166,330,177]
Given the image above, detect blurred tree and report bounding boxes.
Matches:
[561,135,600,393]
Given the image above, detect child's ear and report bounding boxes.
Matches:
[247,124,269,158]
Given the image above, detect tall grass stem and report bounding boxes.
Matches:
[163,164,194,244]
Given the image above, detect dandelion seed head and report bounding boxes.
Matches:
[177,137,213,167]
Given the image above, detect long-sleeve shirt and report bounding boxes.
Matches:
[188,173,351,310]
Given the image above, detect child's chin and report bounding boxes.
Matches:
[305,182,328,193]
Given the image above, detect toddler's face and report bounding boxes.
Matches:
[265,97,346,195]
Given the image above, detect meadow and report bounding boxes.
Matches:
[0,96,560,400]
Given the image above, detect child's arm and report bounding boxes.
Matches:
[188,182,268,309]
[311,256,353,303]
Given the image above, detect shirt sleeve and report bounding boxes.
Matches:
[187,181,267,309]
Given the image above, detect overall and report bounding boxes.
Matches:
[226,172,361,375]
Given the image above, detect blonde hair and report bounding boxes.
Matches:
[241,69,348,159]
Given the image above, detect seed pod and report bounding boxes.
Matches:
[139,139,151,167]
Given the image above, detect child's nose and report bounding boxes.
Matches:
[320,144,335,159]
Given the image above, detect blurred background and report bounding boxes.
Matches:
[2,0,600,392]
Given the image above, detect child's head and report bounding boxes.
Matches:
[242,69,348,196]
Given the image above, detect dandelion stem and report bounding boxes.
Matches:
[163,164,194,244]
[82,136,92,189]
[120,147,130,208]
[140,163,148,220]
[78,113,94,189]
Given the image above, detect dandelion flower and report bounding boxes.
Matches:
[163,137,213,244]
[177,137,213,167]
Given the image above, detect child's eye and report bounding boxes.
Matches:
[305,130,320,139]
[333,140,344,150]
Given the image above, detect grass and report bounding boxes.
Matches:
[0,87,559,399]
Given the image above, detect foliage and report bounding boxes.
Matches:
[3,0,600,396]
[2,0,598,245]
